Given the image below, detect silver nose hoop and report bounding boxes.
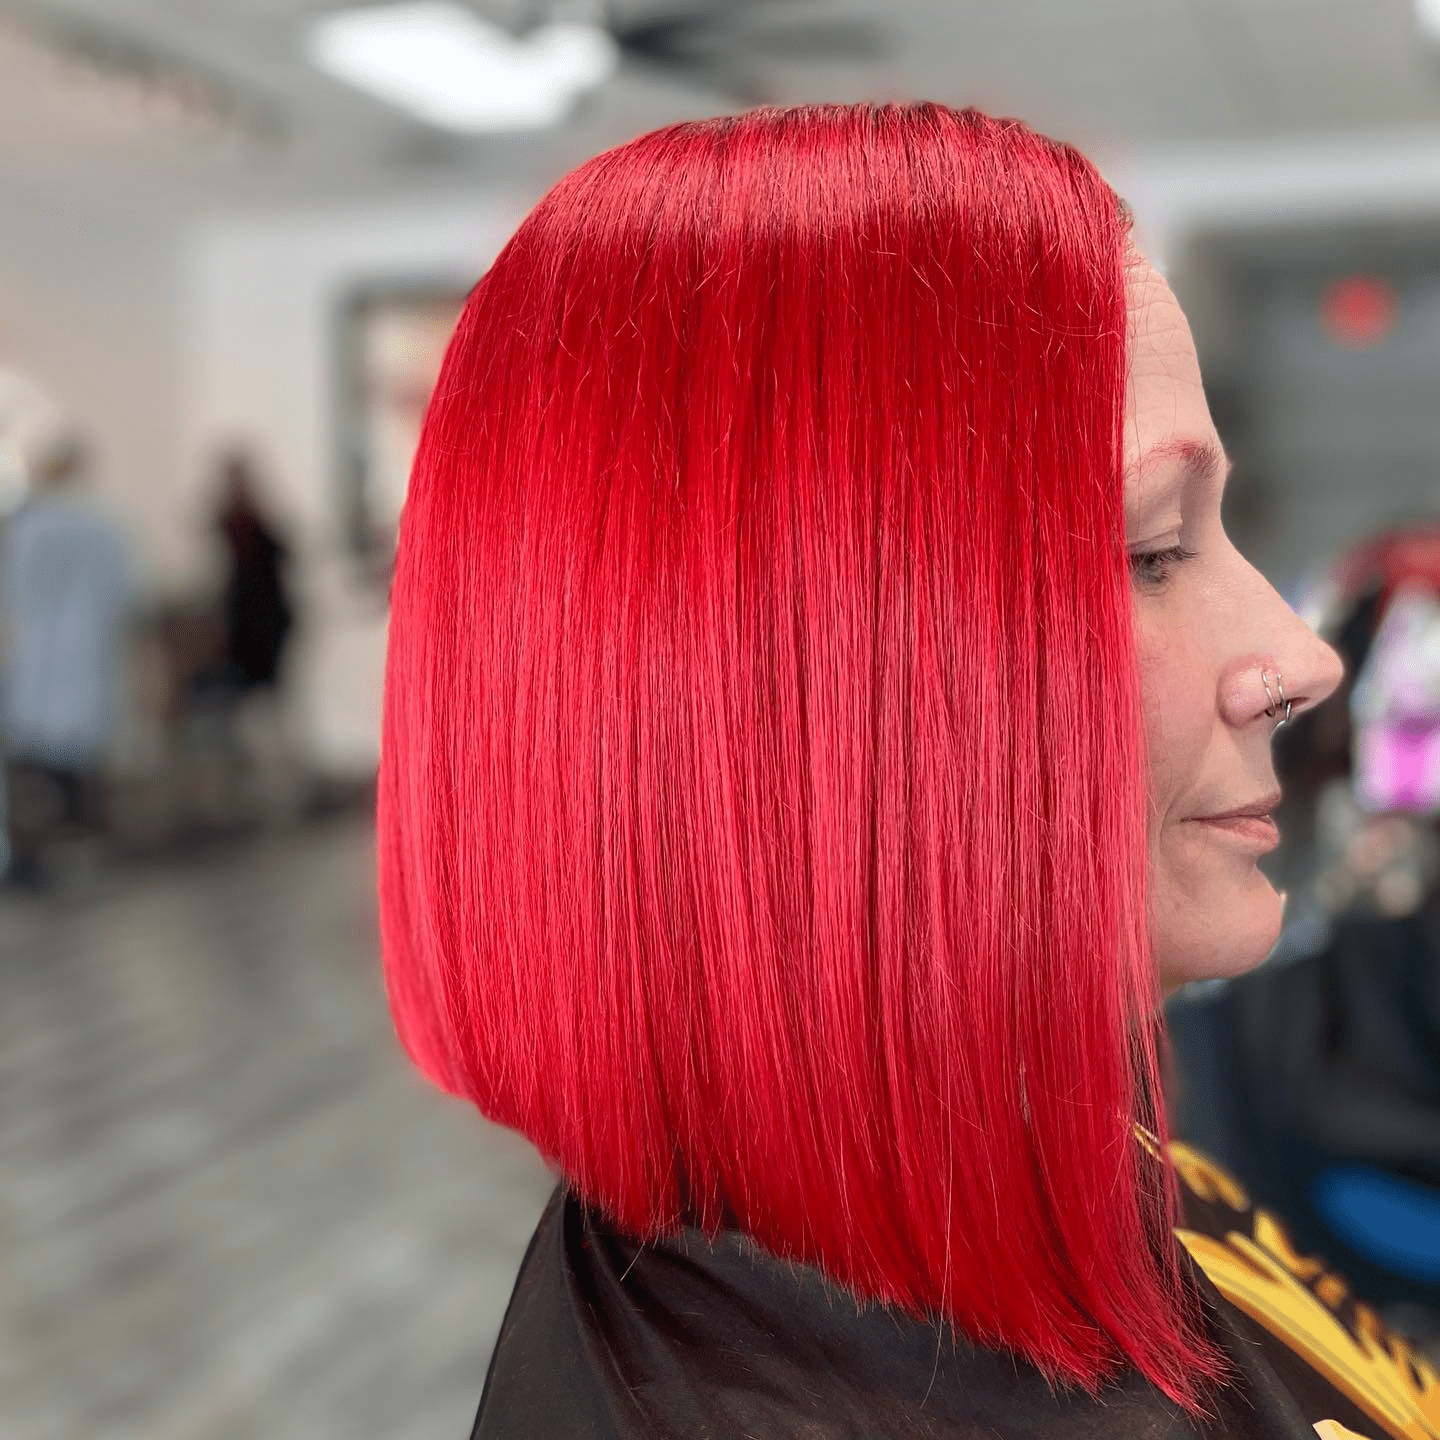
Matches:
[1262,669,1292,734]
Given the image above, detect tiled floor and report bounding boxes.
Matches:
[0,815,555,1440]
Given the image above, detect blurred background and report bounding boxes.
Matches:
[3,1,1440,1435]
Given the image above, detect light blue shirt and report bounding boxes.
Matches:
[0,495,132,765]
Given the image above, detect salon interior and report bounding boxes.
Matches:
[4,1,1440,1436]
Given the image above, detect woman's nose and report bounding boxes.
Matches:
[1218,615,1345,732]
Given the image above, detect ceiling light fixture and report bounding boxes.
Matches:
[306,2,618,133]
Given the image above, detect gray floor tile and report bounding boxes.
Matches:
[1,816,555,1440]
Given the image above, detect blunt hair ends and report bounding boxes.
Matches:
[378,102,1226,1414]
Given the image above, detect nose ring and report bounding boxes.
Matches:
[1261,668,1292,733]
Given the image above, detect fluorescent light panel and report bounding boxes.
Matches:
[307,2,618,132]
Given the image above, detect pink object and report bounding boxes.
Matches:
[1354,723,1440,815]
[1351,585,1440,815]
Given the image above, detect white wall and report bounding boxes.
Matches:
[0,199,185,582]
[1107,125,1440,273]
[181,193,529,776]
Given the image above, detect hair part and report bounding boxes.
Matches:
[378,101,1225,1414]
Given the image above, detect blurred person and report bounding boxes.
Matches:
[0,434,132,885]
[374,103,1440,1439]
[187,448,298,826]
[214,447,293,696]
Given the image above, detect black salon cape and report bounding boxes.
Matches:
[472,1147,1437,1439]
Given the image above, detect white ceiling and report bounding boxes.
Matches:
[5,0,1440,221]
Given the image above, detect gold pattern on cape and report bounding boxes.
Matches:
[1169,1140,1251,1211]
[1175,1226,1439,1440]
[1315,1422,1378,1440]
[1130,1125,1437,1439]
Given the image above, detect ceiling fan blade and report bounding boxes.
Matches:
[610,12,721,66]
[615,10,883,64]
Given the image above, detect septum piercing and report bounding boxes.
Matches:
[1261,668,1292,734]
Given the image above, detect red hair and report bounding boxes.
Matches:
[378,102,1224,1411]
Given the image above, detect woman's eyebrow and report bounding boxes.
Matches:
[1126,437,1231,490]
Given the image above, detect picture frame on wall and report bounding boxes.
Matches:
[334,280,471,590]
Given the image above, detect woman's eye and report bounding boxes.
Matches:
[1128,544,1197,588]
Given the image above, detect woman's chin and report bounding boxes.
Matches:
[1154,866,1284,994]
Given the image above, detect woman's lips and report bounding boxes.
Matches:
[1188,814,1280,851]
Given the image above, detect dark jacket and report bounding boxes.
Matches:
[472,1144,1430,1438]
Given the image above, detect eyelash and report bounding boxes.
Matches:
[1129,544,1197,588]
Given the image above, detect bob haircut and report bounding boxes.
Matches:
[378,102,1224,1411]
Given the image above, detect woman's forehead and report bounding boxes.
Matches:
[1124,259,1216,489]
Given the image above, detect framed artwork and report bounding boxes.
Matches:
[335,280,471,586]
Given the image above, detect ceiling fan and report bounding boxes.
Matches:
[575,0,888,105]
[307,0,887,136]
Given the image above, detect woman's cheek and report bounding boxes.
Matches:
[1134,619,1205,817]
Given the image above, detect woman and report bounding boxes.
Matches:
[377,103,1423,1436]
[213,449,294,695]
